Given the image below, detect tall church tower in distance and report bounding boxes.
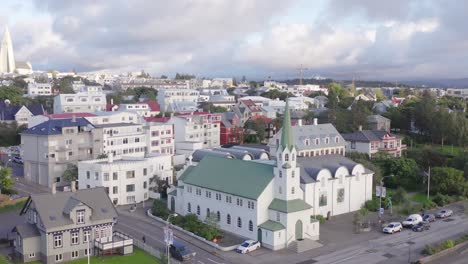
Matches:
[0,26,16,73]
[274,100,303,201]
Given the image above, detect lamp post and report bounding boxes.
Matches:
[426,167,431,200]
[87,227,94,264]
[378,175,394,222]
[166,213,177,264]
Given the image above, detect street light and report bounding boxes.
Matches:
[378,174,394,222]
[423,167,431,200]
[166,213,178,264]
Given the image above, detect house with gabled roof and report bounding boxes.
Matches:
[342,128,406,158]
[12,187,133,264]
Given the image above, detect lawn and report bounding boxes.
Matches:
[414,143,464,156]
[0,255,11,264]
[0,199,27,214]
[68,248,160,264]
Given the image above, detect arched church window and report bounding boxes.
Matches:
[285,154,289,161]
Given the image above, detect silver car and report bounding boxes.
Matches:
[436,209,453,218]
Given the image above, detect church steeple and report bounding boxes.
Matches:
[280,99,294,151]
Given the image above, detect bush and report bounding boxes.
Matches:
[151,199,169,219]
[432,193,453,206]
[312,215,326,224]
[421,199,437,210]
[422,245,437,255]
[391,187,408,205]
[442,239,455,249]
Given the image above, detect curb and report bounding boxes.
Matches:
[418,240,468,264]
[146,209,240,252]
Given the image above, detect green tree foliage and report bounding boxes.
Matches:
[152,199,169,219]
[175,73,195,80]
[160,75,168,79]
[62,164,78,182]
[0,167,14,193]
[245,88,257,96]
[0,86,24,104]
[127,87,158,101]
[200,102,227,113]
[430,167,467,196]
[261,90,294,101]
[413,91,436,136]
[0,122,22,146]
[384,158,420,190]
[350,100,372,131]
[53,76,76,93]
[244,118,267,143]
[328,82,349,99]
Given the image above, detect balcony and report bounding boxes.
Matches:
[94,231,133,251]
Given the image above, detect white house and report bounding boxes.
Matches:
[157,89,199,112]
[53,91,107,114]
[92,123,147,158]
[78,154,173,205]
[27,82,52,97]
[145,121,175,155]
[170,102,373,251]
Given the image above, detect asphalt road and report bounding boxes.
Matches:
[116,207,229,264]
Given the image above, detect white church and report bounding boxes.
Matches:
[0,26,33,74]
[169,102,374,251]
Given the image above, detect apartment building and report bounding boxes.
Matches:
[78,155,173,205]
[84,111,141,126]
[21,118,96,188]
[92,123,147,159]
[145,121,175,155]
[27,82,53,97]
[157,89,199,112]
[114,101,160,117]
[53,88,107,114]
[12,187,133,264]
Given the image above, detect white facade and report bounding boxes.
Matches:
[115,103,159,117]
[85,111,141,125]
[53,91,107,114]
[145,122,175,155]
[157,89,199,112]
[27,82,52,97]
[78,155,173,205]
[0,27,15,73]
[93,123,147,158]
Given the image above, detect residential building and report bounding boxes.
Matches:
[78,155,173,205]
[53,89,107,114]
[446,88,468,99]
[114,101,160,117]
[27,82,52,97]
[157,89,199,112]
[0,100,44,126]
[145,121,175,155]
[342,129,406,158]
[170,102,374,251]
[12,187,133,264]
[268,118,345,157]
[21,118,96,188]
[92,123,147,159]
[84,111,141,126]
[367,115,391,131]
[220,112,244,145]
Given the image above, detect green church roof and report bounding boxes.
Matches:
[258,220,285,231]
[280,99,295,151]
[179,156,275,200]
[268,198,312,213]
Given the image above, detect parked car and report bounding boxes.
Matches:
[12,156,23,164]
[402,214,423,227]
[170,240,196,261]
[382,222,403,234]
[412,221,430,232]
[236,240,261,254]
[436,209,453,218]
[422,214,436,222]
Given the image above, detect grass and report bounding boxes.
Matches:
[411,192,430,204]
[0,199,26,214]
[413,143,464,156]
[68,248,160,264]
[0,255,11,264]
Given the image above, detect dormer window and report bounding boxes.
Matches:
[77,210,85,224]
[325,138,329,144]
[315,138,319,145]
[335,136,339,143]
[305,139,310,146]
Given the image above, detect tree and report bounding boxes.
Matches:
[175,73,195,80]
[160,75,168,79]
[241,75,247,83]
[62,164,78,182]
[328,82,349,99]
[97,153,108,159]
[0,86,24,104]
[384,158,420,190]
[0,167,13,194]
[430,167,466,196]
[152,199,169,219]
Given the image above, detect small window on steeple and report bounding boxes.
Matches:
[279,171,282,178]
[292,154,295,161]
[292,187,295,194]
[285,154,289,161]
[292,171,295,178]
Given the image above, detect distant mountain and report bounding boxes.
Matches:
[402,78,468,88]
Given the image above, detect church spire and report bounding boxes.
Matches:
[280,99,294,150]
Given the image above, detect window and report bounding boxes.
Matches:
[197,205,200,215]
[71,232,79,245]
[225,196,232,203]
[217,211,221,221]
[237,217,242,228]
[276,212,280,221]
[126,171,135,179]
[319,192,327,207]
[126,184,135,192]
[188,203,191,213]
[187,186,192,193]
[84,249,89,256]
[68,151,73,157]
[113,186,118,194]
[123,138,128,144]
[337,188,345,203]
[135,137,140,143]
[94,172,99,181]
[65,139,72,145]
[236,198,243,206]
[143,168,147,176]
[285,154,289,161]
[83,230,90,243]
[215,193,221,200]
[206,208,210,216]
[71,251,78,259]
[77,210,85,224]
[205,191,211,198]
[113,172,118,180]
[196,188,201,196]
[249,220,253,231]
[279,171,282,178]
[292,171,295,178]
[227,214,231,224]
[315,138,319,145]
[55,254,63,262]
[143,181,147,189]
[326,138,329,144]
[335,137,339,143]
[54,234,62,248]
[351,141,356,149]
[103,173,109,181]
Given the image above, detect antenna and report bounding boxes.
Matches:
[296,64,309,85]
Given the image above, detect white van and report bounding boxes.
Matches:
[402,214,423,227]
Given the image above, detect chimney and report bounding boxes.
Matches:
[108,152,113,163]
[71,181,76,192]
[52,182,57,194]
[111,98,114,105]
[313,118,318,126]
[297,119,303,127]
[358,125,362,131]
[71,115,76,122]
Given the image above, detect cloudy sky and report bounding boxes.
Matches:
[1,0,467,80]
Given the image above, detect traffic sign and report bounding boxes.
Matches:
[379,208,384,215]
[376,186,387,198]
[164,227,173,245]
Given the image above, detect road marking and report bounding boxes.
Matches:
[207,258,224,264]
[197,261,205,264]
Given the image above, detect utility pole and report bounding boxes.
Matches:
[297,64,309,86]
[427,167,431,200]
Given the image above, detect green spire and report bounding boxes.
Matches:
[280,99,294,150]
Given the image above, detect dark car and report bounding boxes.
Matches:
[422,214,436,222]
[169,240,196,261]
[412,221,430,232]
